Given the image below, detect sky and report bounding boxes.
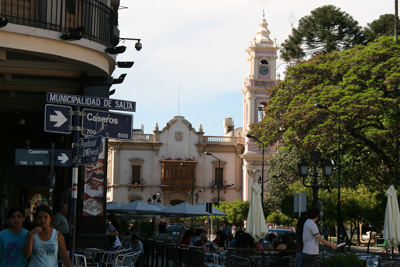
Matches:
[111,0,395,136]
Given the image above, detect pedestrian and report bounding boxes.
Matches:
[296,211,308,267]
[302,207,338,267]
[105,214,122,250]
[53,203,69,246]
[222,221,231,236]
[23,204,72,267]
[22,209,32,231]
[0,206,29,266]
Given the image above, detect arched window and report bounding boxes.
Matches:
[258,102,267,122]
[260,59,269,65]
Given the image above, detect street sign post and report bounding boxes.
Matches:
[15,149,50,166]
[81,109,133,140]
[44,104,72,134]
[76,136,102,166]
[46,92,136,112]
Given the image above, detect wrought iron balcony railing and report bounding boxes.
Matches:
[0,0,118,47]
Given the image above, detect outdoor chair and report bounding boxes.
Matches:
[179,247,190,266]
[187,248,205,267]
[166,244,179,267]
[64,251,87,267]
[101,248,132,267]
[226,254,251,267]
[74,253,88,267]
[113,251,141,267]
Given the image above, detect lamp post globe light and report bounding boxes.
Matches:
[246,134,265,208]
[314,103,341,242]
[297,149,333,208]
[148,192,161,204]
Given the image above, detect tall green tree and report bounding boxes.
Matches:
[364,14,400,42]
[280,5,365,61]
[251,37,400,188]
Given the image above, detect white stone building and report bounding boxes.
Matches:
[107,13,279,206]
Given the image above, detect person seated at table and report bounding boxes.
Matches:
[132,234,144,267]
[190,228,204,246]
[213,230,227,247]
[229,229,244,248]
[193,229,209,251]
[275,233,296,254]
[180,229,193,246]
[265,233,277,249]
[235,233,256,249]
[255,238,264,249]
[271,233,297,267]
[226,232,234,246]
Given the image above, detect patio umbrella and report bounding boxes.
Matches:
[123,200,160,215]
[159,202,212,217]
[383,185,400,251]
[106,201,127,213]
[195,203,227,216]
[246,182,268,242]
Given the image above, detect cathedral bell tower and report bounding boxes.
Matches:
[241,13,279,201]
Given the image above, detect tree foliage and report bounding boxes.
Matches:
[218,199,249,227]
[280,5,365,61]
[252,37,400,188]
[364,14,400,42]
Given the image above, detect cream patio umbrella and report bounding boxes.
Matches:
[246,182,268,242]
[383,185,400,253]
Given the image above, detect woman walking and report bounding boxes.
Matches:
[24,205,72,267]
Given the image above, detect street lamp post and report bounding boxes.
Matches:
[147,192,161,204]
[180,163,195,205]
[205,151,221,230]
[297,149,334,208]
[314,103,341,242]
[246,134,265,208]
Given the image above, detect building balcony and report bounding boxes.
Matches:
[128,133,244,145]
[0,0,118,47]
[161,178,196,190]
[203,136,244,144]
[244,78,279,88]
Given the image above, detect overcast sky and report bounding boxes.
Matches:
[112,0,395,136]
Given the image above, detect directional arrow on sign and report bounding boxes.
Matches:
[44,104,72,134]
[50,110,68,127]
[57,153,69,164]
[55,149,72,167]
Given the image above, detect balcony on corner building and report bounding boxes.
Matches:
[161,157,197,190]
[0,0,119,47]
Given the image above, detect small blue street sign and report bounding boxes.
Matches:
[76,136,102,166]
[44,104,72,134]
[81,108,133,140]
[46,92,136,112]
[55,149,72,167]
[15,149,50,166]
